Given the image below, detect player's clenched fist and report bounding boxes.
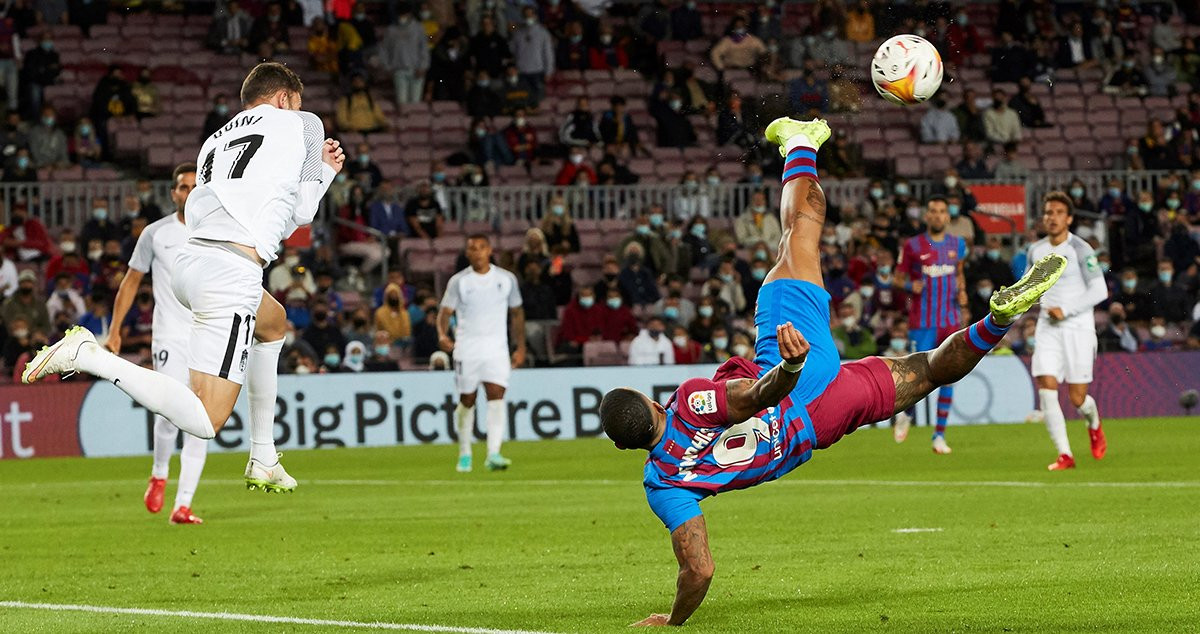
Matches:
[776,321,809,366]
[323,138,344,172]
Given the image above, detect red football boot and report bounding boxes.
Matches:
[169,506,203,525]
[1047,454,1076,471]
[1088,423,1107,460]
[144,477,166,513]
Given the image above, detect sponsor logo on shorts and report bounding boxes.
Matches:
[688,390,717,415]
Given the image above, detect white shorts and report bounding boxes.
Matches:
[171,243,264,385]
[152,337,191,386]
[1031,325,1097,384]
[454,356,511,394]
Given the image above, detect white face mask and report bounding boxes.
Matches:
[859,285,874,298]
[732,343,750,357]
[841,317,856,329]
[1150,325,1167,339]
[672,335,688,348]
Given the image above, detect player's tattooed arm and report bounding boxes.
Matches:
[725,322,810,423]
[664,515,714,626]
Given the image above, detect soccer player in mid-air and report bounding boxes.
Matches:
[599,118,1067,627]
[107,163,208,524]
[892,196,968,454]
[1026,192,1108,470]
[437,234,526,472]
[24,63,344,493]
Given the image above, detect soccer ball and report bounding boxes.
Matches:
[871,34,943,106]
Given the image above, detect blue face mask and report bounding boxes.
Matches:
[1070,186,1084,198]
[1138,202,1153,213]
[79,124,92,136]
[894,184,910,196]
[374,344,390,356]
[1121,279,1136,291]
[432,171,446,183]
[551,204,565,216]
[1108,187,1121,198]
[986,249,1001,261]
[663,306,679,320]
[40,41,53,51]
[16,156,29,169]
[698,305,713,318]
[1193,179,1200,191]
[579,296,594,308]
[877,265,892,276]
[1166,198,1180,210]
[751,268,767,281]
[215,104,229,116]
[889,337,906,352]
[690,224,706,238]
[754,249,767,261]
[869,187,884,200]
[606,297,622,309]
[1158,271,1172,284]
[324,353,340,366]
[635,225,651,236]
[669,229,682,240]
[649,213,664,227]
[948,204,961,217]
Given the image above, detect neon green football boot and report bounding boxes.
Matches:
[764,117,832,157]
[989,253,1068,324]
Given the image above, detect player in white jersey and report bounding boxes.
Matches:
[437,234,527,472]
[107,163,207,524]
[1026,192,1109,471]
[25,63,345,492]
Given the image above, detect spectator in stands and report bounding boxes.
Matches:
[551,287,598,363]
[1176,37,1200,85]
[305,300,348,359]
[348,142,383,189]
[918,97,960,144]
[1008,77,1049,128]
[1113,268,1151,323]
[820,130,863,178]
[617,243,660,308]
[3,148,34,181]
[749,2,782,42]
[710,16,766,73]
[511,6,554,104]
[20,31,59,118]
[993,142,1031,179]
[516,227,549,275]
[379,7,429,105]
[734,190,781,248]
[788,68,829,116]
[1090,19,1125,72]
[560,22,591,73]
[1106,56,1148,97]
[831,303,875,360]
[0,111,27,158]
[71,118,101,167]
[307,18,339,75]
[427,34,470,102]
[953,88,987,143]
[336,73,389,135]
[539,195,580,253]
[250,2,290,54]
[729,331,754,360]
[555,146,596,185]
[498,64,536,113]
[983,89,1022,146]
[128,69,159,120]
[657,220,691,278]
[669,324,702,364]
[201,94,231,141]
[1055,22,1095,70]
[600,286,638,341]
[467,118,512,167]
[465,70,502,118]
[1145,47,1178,98]
[588,23,628,71]
[705,258,746,315]
[367,178,406,244]
[503,108,538,169]
[404,181,443,240]
[1099,179,1135,216]
[80,198,121,246]
[77,288,110,335]
[373,281,411,345]
[3,269,48,333]
[1150,11,1181,53]
[27,105,66,168]
[1140,119,1173,170]
[684,216,715,268]
[1149,259,1190,324]
[688,297,718,345]
[45,271,83,321]
[715,91,753,150]
[599,96,641,155]
[207,0,253,53]
[615,214,668,275]
[650,92,695,148]
[469,15,511,79]
[1141,317,1175,352]
[955,141,992,179]
[1,316,32,369]
[670,0,702,42]
[268,247,316,300]
[1067,180,1096,216]
[560,97,598,148]
[843,1,875,42]
[627,316,674,366]
[943,10,983,67]
[1099,302,1139,353]
[672,171,710,221]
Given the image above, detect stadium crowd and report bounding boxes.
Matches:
[0,0,1197,378]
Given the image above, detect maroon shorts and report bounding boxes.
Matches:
[806,356,897,449]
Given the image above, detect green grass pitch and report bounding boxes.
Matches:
[1,418,1197,633]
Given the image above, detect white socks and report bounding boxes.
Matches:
[1077,395,1101,430]
[151,417,176,479]
[455,403,476,457]
[486,399,506,456]
[75,343,215,439]
[784,133,815,155]
[247,338,284,465]
[1040,388,1071,456]
[175,433,207,509]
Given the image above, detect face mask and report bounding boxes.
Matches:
[669,100,683,112]
[517,117,528,128]
[669,229,682,240]
[42,116,54,127]
[60,241,76,253]
[569,153,583,165]
[295,364,311,375]
[840,316,856,329]
[663,306,679,320]
[335,173,348,184]
[606,297,622,309]
[432,171,446,183]
[878,265,891,276]
[718,273,733,283]
[88,248,102,260]
[860,285,874,298]
[644,213,664,227]
[1025,336,1036,349]
[685,181,699,191]
[1153,55,1164,65]
[1150,325,1167,339]
[1158,271,1172,284]
[889,337,906,352]
[324,353,340,366]
[313,310,329,322]
[1070,186,1084,198]
[1121,279,1136,291]
[698,305,714,318]
[1108,187,1121,197]
[707,176,720,186]
[92,208,108,221]
[987,249,1001,261]
[600,34,612,46]
[214,103,229,116]
[754,249,767,261]
[1193,179,1200,191]
[550,204,565,217]
[1127,146,1137,155]
[732,343,751,357]
[948,204,961,217]
[347,353,364,366]
[944,176,958,189]
[16,156,29,169]
[673,335,688,348]
[569,34,582,44]
[369,344,390,357]
[12,328,28,338]
[822,236,837,246]
[285,255,301,267]
[358,154,370,165]
[978,285,994,299]
[690,224,706,238]
[906,206,921,219]
[387,297,401,307]
[869,187,884,200]
[420,10,431,20]
[475,127,487,137]
[1166,198,1180,210]
[507,76,519,86]
[476,79,490,88]
[40,41,53,51]
[1138,202,1153,212]
[79,124,92,136]
[751,268,767,281]
[525,16,536,26]
[957,14,968,25]
[635,225,651,236]
[894,184,910,196]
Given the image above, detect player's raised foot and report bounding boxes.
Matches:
[931,435,952,455]
[244,454,297,493]
[764,117,832,156]
[1088,423,1107,460]
[485,453,511,471]
[893,412,912,443]
[1047,453,1076,471]
[989,253,1068,324]
[456,454,473,473]
[21,326,95,384]
[144,477,166,513]
[169,506,203,525]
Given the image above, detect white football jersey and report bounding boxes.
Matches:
[1027,233,1105,331]
[186,104,334,263]
[441,265,523,361]
[128,213,192,344]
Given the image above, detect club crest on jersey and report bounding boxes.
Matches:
[688,390,717,415]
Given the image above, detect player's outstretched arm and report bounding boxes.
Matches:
[725,322,809,423]
[632,515,714,627]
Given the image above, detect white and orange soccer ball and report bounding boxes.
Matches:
[871,34,944,106]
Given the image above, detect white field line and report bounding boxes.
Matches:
[0,601,558,634]
[891,527,945,534]
[2,478,1199,490]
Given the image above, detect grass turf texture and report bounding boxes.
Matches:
[1,418,1197,633]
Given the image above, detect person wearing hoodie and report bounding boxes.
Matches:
[373,282,412,344]
[340,340,368,373]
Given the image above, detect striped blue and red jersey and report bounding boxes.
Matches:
[899,233,967,330]
[643,360,817,532]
